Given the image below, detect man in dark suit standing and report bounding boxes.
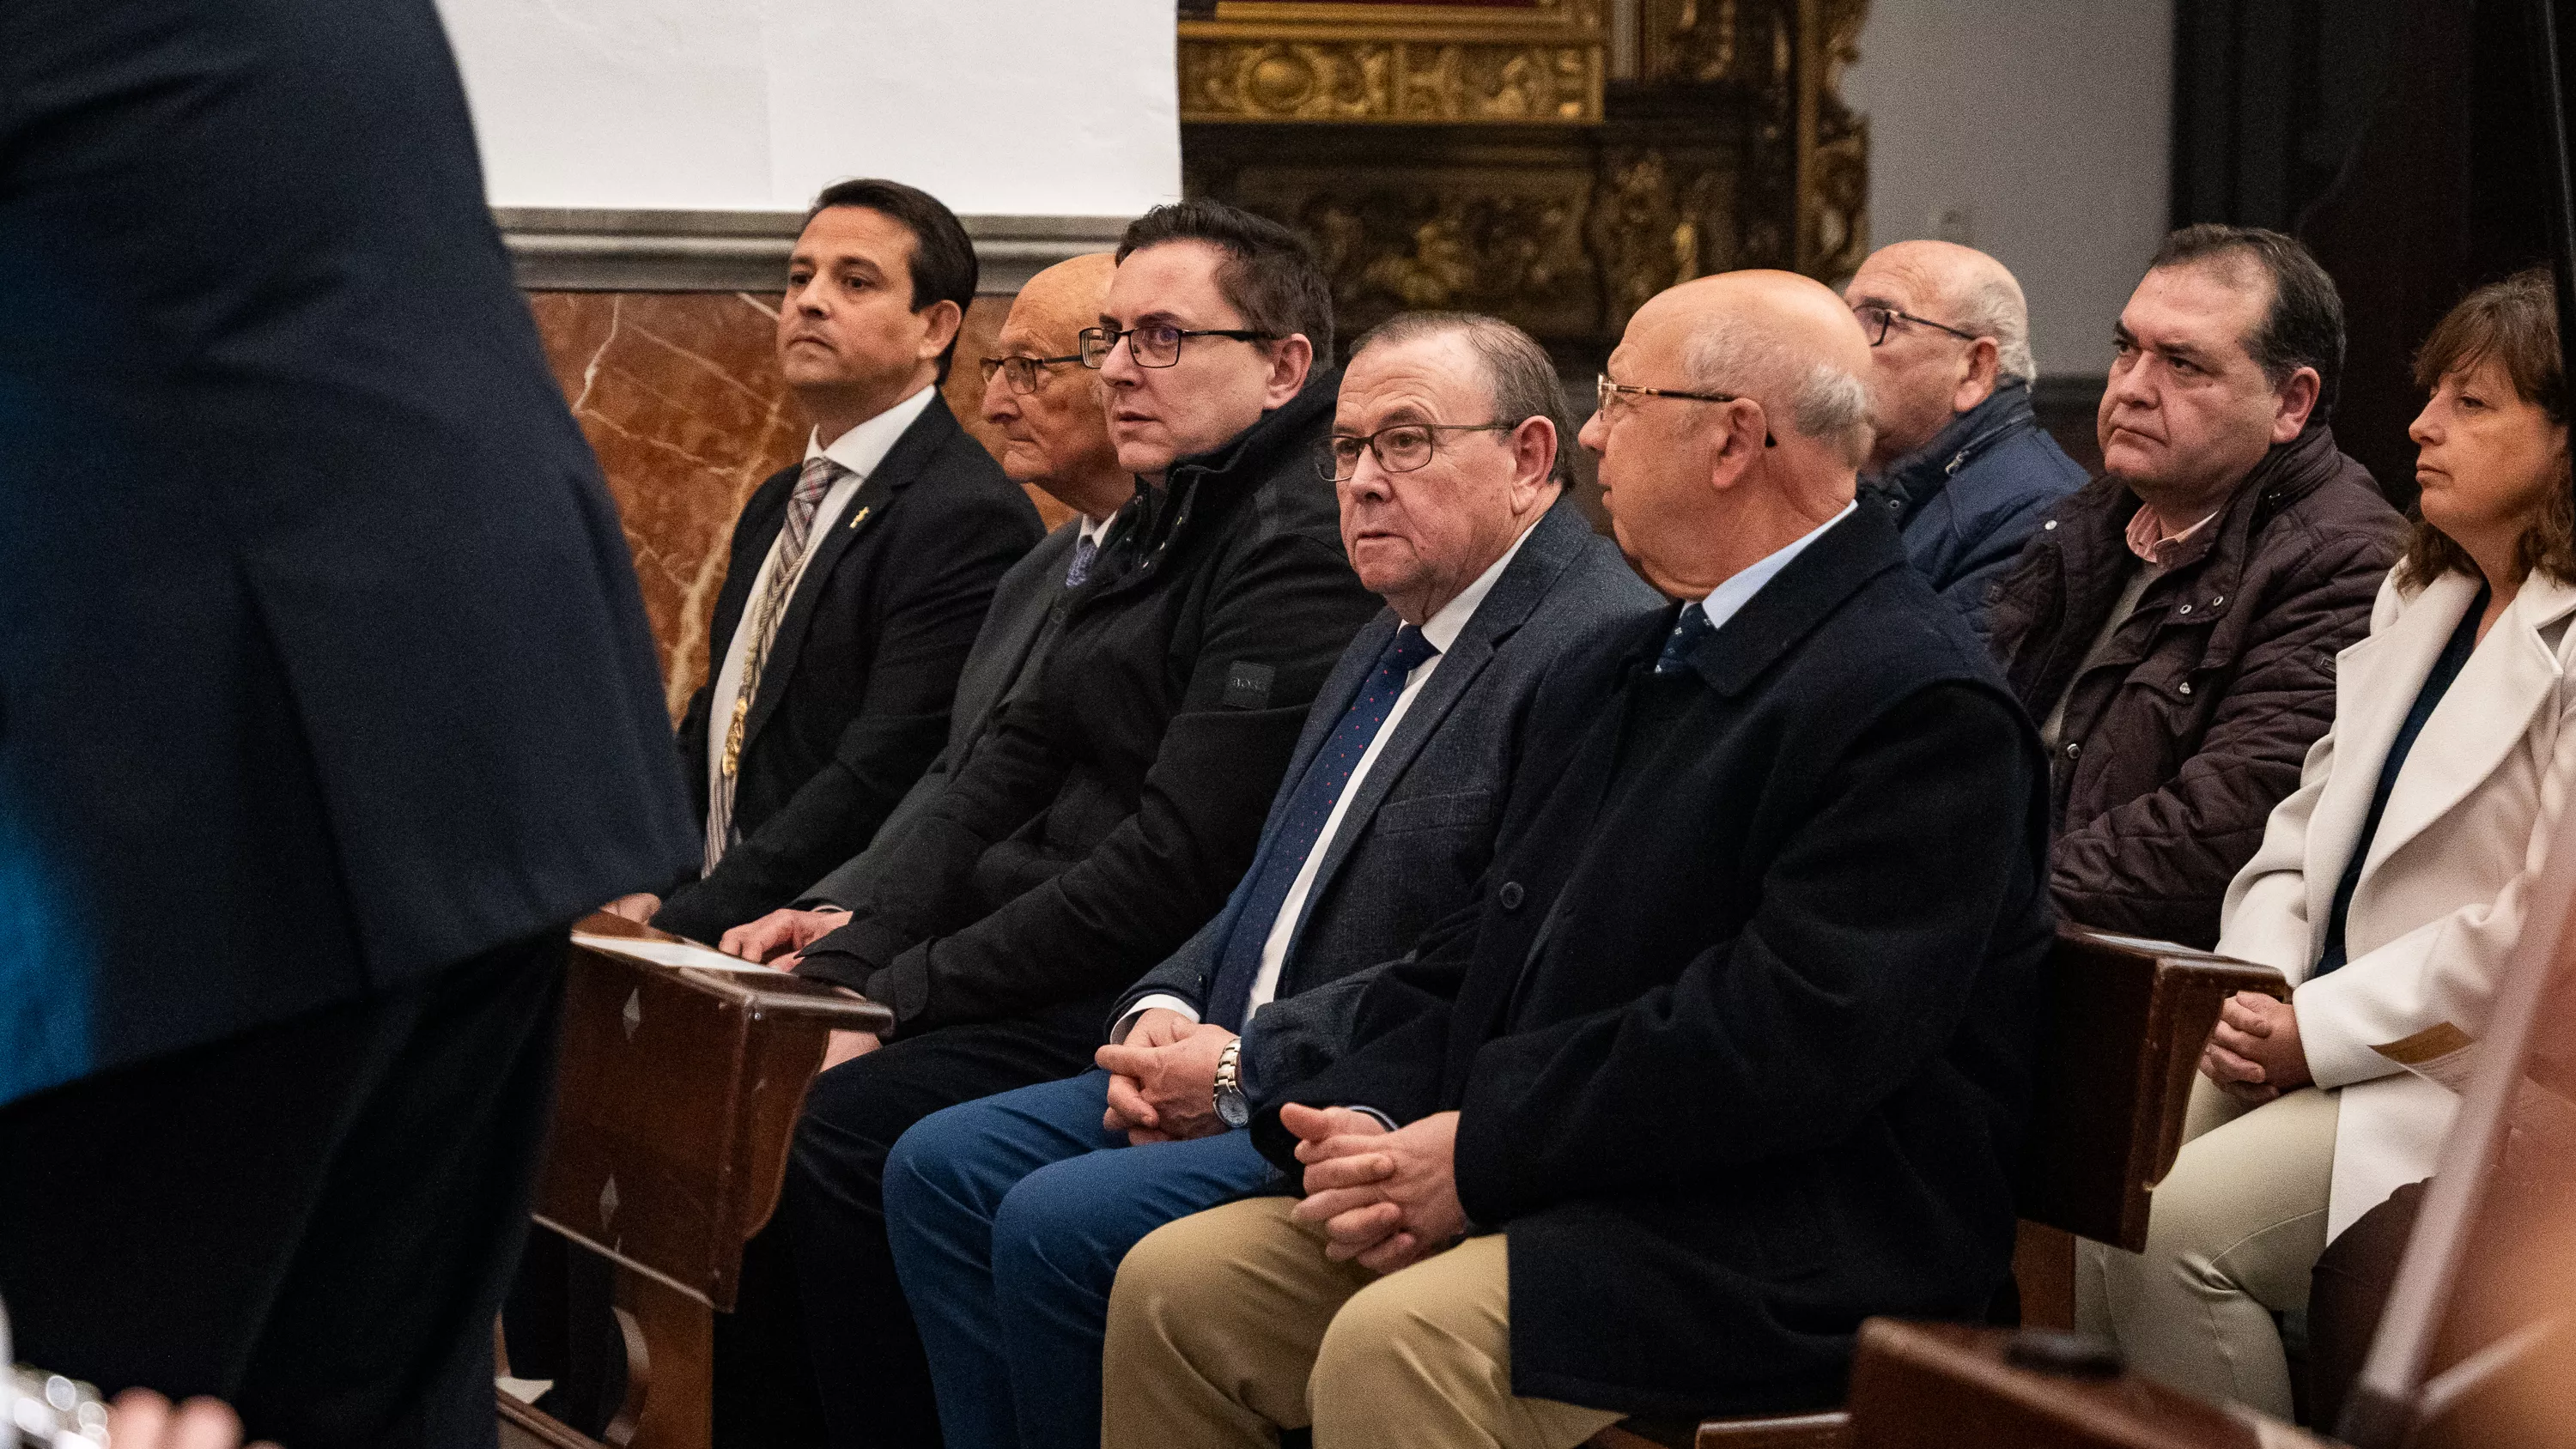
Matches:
[878,313,1660,1449]
[0,1,699,1446]
[1102,272,2057,1449]
[608,179,1043,943]
[718,252,1130,961]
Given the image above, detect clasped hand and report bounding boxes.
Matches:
[1096,1008,1236,1145]
[1285,1105,1465,1275]
[2199,989,2311,1104]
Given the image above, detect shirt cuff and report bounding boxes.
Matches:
[1236,1016,1265,1099]
[1114,993,1202,1044]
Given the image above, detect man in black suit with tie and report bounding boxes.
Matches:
[0,1,699,1445]
[1103,272,2057,1449]
[875,313,1661,1449]
[609,179,1043,943]
[718,252,1131,961]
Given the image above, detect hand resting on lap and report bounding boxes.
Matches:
[1286,1105,1467,1275]
[1095,1009,1236,1145]
[2199,989,2312,1104]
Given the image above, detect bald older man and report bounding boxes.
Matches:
[1102,272,2057,1449]
[1844,239,2085,636]
[720,253,1132,962]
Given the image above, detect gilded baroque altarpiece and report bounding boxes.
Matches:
[1178,0,1869,362]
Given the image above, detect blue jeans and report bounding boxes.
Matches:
[883,1070,1278,1449]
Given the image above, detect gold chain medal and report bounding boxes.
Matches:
[721,694,750,779]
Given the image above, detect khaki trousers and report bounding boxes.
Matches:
[1101,1197,1624,1449]
[2076,1077,2340,1420]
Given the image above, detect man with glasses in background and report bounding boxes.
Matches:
[710,199,1380,1449]
[875,312,1657,1449]
[1843,239,2086,638]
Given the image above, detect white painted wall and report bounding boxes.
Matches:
[433,0,1181,217]
[1842,1,2172,378]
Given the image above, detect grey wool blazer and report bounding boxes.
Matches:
[1108,495,1662,1099]
[800,518,1087,913]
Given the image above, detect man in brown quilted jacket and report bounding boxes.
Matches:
[1986,225,2402,949]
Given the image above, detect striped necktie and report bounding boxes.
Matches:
[706,455,844,873]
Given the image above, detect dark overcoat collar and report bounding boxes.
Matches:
[1673,503,1911,697]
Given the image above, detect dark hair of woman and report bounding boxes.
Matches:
[2397,269,2575,590]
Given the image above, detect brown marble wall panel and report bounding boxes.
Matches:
[526,290,1057,723]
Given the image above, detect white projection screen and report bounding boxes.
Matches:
[434,0,1180,217]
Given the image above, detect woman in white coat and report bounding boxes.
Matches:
[2079,270,2573,1419]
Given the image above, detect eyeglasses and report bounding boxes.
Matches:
[1851,304,1981,348]
[1078,324,1276,370]
[1595,374,1775,446]
[1316,421,1513,482]
[978,353,1084,395]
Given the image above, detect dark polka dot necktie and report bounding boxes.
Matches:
[1654,600,1713,675]
[1205,624,1440,1031]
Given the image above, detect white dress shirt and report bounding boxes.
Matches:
[1694,500,1856,631]
[703,384,939,818]
[1120,517,1541,1040]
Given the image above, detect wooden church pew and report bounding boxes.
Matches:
[1837,1319,2312,1449]
[503,919,2282,1449]
[497,912,888,1449]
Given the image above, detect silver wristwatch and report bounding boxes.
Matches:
[1212,1037,1249,1129]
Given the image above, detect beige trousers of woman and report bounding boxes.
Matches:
[2076,1076,2341,1419]
[1101,1197,1623,1449]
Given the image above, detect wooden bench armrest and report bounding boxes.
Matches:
[574,912,892,1032]
[1583,1413,1850,1449]
[541,916,893,1311]
[1842,1319,2330,1449]
[2020,926,2286,1250]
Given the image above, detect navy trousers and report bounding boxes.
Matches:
[713,1003,1108,1449]
[884,1070,1279,1449]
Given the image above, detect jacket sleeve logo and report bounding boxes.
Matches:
[1222,661,1276,709]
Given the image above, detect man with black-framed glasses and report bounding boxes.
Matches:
[1843,239,2085,637]
[709,199,1380,1449]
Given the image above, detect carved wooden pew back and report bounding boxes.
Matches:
[498,914,889,1449]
